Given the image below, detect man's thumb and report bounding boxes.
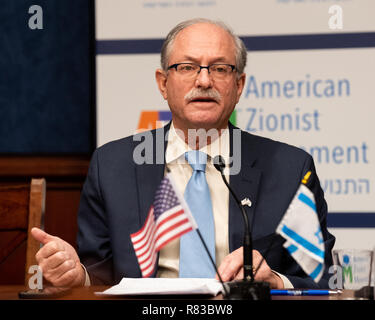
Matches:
[31,227,55,245]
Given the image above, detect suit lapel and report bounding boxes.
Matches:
[135,163,164,224]
[134,123,171,228]
[228,124,263,252]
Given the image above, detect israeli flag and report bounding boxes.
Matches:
[276,181,325,282]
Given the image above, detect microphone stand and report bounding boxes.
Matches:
[214,156,271,300]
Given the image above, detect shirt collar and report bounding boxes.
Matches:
[166,122,230,165]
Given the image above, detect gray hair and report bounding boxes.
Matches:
[160,18,247,75]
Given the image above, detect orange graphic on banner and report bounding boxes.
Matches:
[136,111,163,133]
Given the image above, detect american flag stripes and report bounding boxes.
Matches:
[130,173,197,277]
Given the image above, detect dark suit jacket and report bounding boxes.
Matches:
[77,122,335,288]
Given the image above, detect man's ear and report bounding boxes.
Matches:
[235,73,246,104]
[155,69,168,100]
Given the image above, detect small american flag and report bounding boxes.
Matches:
[130,173,197,277]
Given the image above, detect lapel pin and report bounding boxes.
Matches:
[241,198,252,207]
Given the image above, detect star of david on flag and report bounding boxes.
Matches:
[130,173,197,277]
[276,171,325,282]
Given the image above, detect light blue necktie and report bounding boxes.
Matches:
[179,150,216,278]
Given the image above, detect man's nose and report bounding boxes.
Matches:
[195,68,213,88]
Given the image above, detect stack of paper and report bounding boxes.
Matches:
[96,278,224,296]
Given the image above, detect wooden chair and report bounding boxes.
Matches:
[0,179,46,285]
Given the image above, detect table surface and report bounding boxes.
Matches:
[0,285,362,301]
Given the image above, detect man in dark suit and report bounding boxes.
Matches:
[31,18,335,289]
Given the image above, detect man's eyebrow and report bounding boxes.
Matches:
[180,55,229,64]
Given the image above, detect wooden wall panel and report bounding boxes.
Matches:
[0,156,90,284]
[44,183,83,249]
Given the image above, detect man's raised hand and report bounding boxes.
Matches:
[31,227,85,287]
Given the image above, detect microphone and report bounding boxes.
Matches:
[213,155,271,300]
[213,156,253,281]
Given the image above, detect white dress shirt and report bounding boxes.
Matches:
[157,123,231,277]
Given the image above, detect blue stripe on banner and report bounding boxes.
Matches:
[298,193,316,212]
[242,32,375,51]
[96,39,164,54]
[328,212,375,228]
[309,263,323,281]
[281,225,324,260]
[96,32,375,55]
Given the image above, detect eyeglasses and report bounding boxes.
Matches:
[167,63,236,80]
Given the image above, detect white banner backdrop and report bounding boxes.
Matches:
[95,0,375,250]
[237,48,374,213]
[96,0,375,39]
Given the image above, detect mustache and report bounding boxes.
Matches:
[184,88,221,103]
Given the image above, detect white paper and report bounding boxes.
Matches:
[95,278,224,296]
